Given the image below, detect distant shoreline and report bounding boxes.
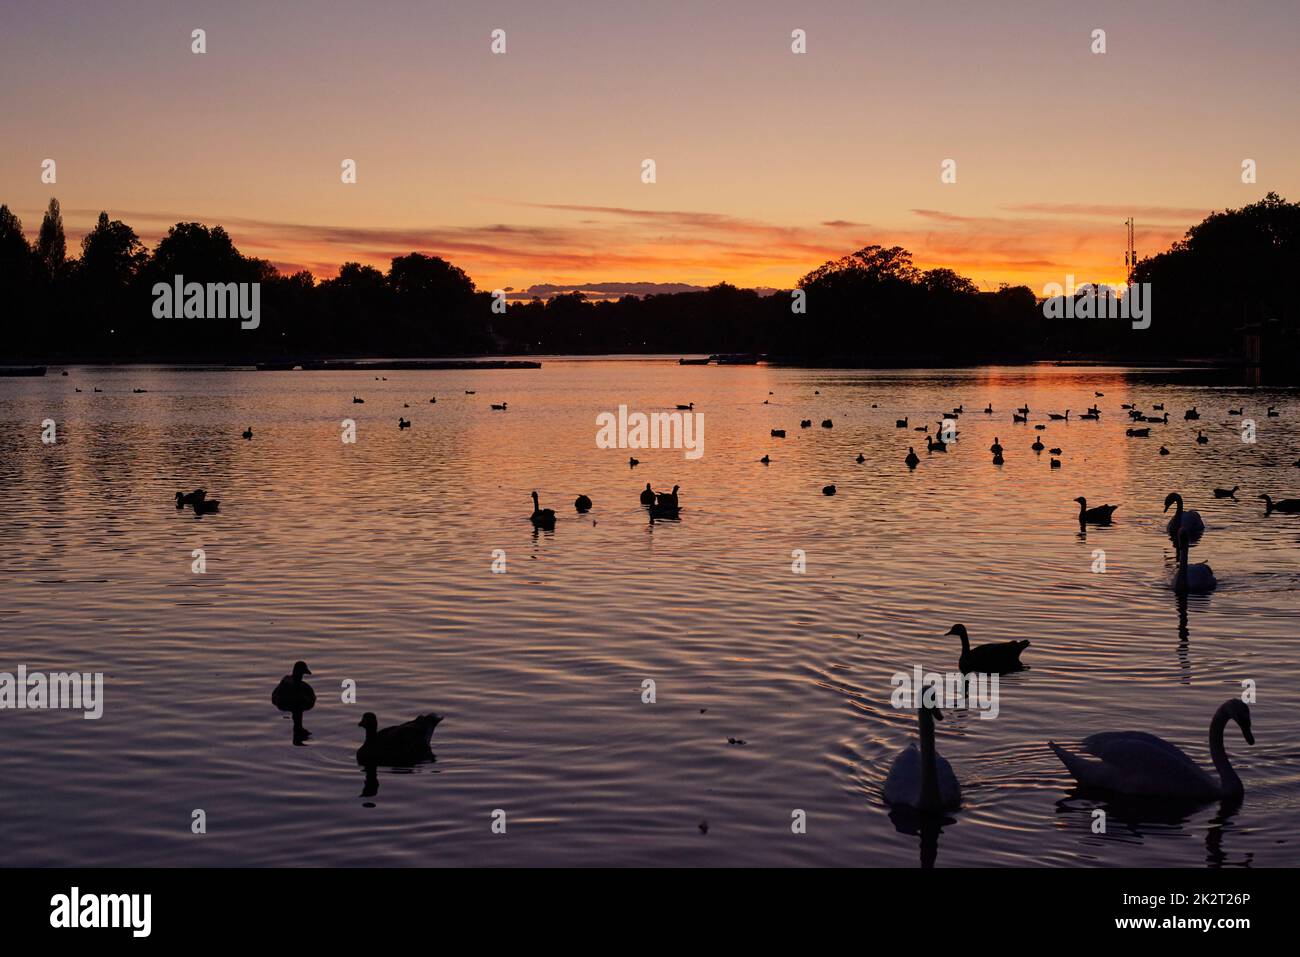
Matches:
[3,353,1243,371]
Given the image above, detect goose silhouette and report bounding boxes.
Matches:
[1267,406,1279,417]
[883,704,961,812]
[1184,407,1199,420]
[242,426,253,440]
[1031,438,1044,452]
[760,455,770,464]
[1048,410,1069,421]
[1164,493,1205,537]
[896,417,908,428]
[947,624,1028,674]
[676,402,694,410]
[1049,699,1252,799]
[529,491,556,529]
[855,453,865,463]
[904,447,920,468]
[1159,446,1170,456]
[989,438,1002,454]
[1074,497,1118,525]
[1172,528,1216,593]
[356,712,443,766]
[491,402,507,411]
[271,661,316,713]
[574,494,593,512]
[1213,486,1238,499]
[639,483,656,505]
[926,435,947,453]
[1196,430,1208,445]
[1260,494,1300,515]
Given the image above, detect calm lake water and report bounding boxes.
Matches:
[1,359,1297,867]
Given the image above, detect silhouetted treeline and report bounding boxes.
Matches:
[1,194,1295,364]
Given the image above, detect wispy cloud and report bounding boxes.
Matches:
[47,199,1201,294]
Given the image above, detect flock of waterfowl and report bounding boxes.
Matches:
[882,622,1255,812]
[172,381,1291,829]
[271,659,443,765]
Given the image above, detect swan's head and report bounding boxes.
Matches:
[945,624,968,640]
[1163,492,1182,512]
[531,490,539,505]
[175,492,185,503]
[291,661,312,680]
[1259,494,1272,504]
[1224,699,1254,745]
[1073,497,1087,505]
[358,712,378,732]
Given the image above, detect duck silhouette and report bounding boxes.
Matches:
[639,483,656,505]
[175,489,206,508]
[574,494,593,512]
[356,712,443,766]
[904,447,920,468]
[272,661,316,713]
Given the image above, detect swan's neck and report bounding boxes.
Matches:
[958,633,970,654]
[918,710,940,810]
[1173,497,1184,517]
[1209,707,1242,798]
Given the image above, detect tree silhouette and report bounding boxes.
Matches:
[36,197,66,279]
[2,193,1295,372]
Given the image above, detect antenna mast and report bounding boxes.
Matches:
[1124,218,1136,283]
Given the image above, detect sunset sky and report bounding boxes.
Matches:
[3,0,1298,296]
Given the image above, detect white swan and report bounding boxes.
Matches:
[1049,699,1253,799]
[1171,528,1216,593]
[1163,492,1205,537]
[883,705,961,811]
